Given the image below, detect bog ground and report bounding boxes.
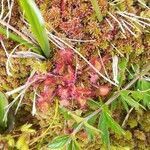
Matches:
[0,0,150,149]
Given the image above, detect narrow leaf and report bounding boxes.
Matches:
[87,99,101,110]
[66,140,80,150]
[0,25,42,54]
[121,97,129,112]
[118,58,128,85]
[137,79,150,108]
[0,92,8,128]
[98,106,124,147]
[104,112,125,135]
[121,91,145,109]
[66,141,73,150]
[85,127,95,140]
[119,58,128,70]
[88,113,99,126]
[98,112,110,146]
[48,135,69,149]
[131,91,144,100]
[84,122,102,134]
[19,0,51,57]
[72,140,81,150]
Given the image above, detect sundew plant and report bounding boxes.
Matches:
[0,0,150,149]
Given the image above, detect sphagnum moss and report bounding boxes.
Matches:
[0,0,150,149]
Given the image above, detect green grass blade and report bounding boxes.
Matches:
[19,0,51,58]
[0,92,8,129]
[90,0,103,22]
[0,25,42,54]
[0,25,28,45]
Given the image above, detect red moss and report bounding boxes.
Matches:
[60,17,84,38]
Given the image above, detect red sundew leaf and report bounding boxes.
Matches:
[57,86,70,100]
[77,98,87,107]
[60,0,67,15]
[44,77,56,85]
[53,63,65,75]
[53,49,74,75]
[67,84,76,98]
[75,87,92,99]
[90,74,99,84]
[102,54,110,63]
[99,85,111,97]
[106,28,118,40]
[64,127,73,134]
[60,99,70,107]
[62,65,75,84]
[37,93,48,103]
[0,35,4,41]
[29,74,47,83]
[79,131,88,140]
[60,18,83,38]
[59,49,74,64]
[37,101,49,112]
[38,87,55,103]
[90,57,102,71]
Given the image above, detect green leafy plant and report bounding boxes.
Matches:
[48,103,125,150]
[0,1,149,149]
[66,139,81,150]
[19,0,51,58]
[48,135,81,150]
[136,79,150,108]
[48,135,70,149]
[120,90,146,111]
[0,124,35,149]
[98,106,125,147]
[48,63,150,149]
[0,92,8,129]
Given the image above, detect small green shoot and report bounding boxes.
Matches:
[90,0,103,22]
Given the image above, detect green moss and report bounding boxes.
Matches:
[128,118,138,128]
[125,131,132,140]
[138,111,150,132]
[117,3,127,11]
[134,130,146,141]
[32,61,48,73]
[0,0,150,149]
